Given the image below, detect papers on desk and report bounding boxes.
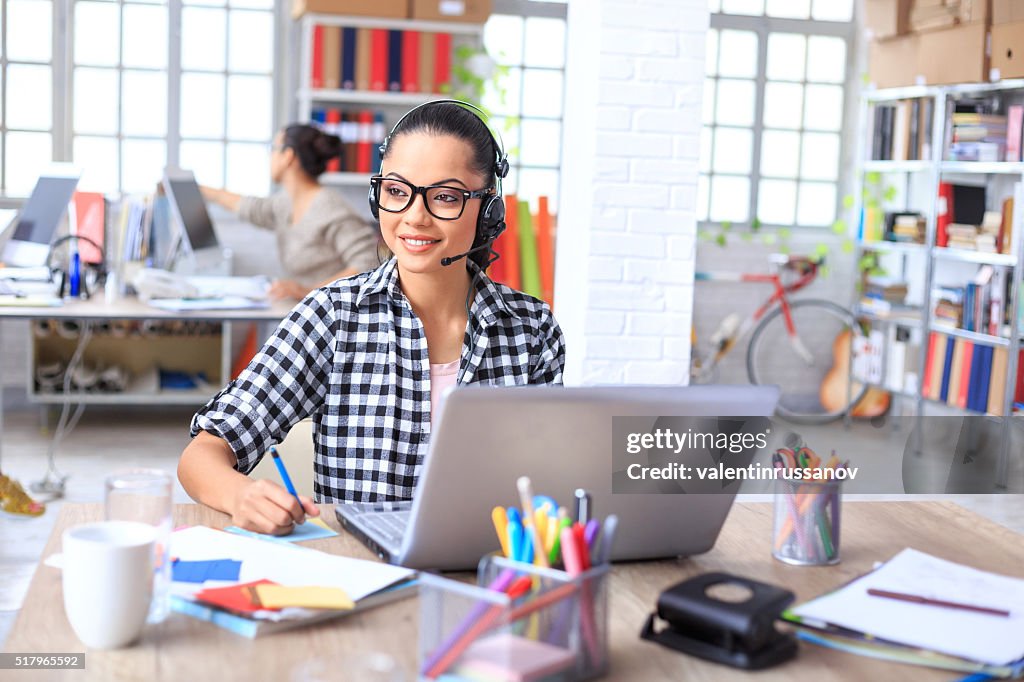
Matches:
[185,275,270,301]
[0,295,62,307]
[787,548,1024,676]
[168,526,416,637]
[147,296,269,312]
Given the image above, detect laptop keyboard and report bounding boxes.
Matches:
[358,510,411,544]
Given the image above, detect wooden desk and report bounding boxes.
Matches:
[6,501,1024,681]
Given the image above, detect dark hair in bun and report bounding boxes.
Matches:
[283,123,342,179]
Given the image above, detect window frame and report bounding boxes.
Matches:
[701,11,859,231]
[0,0,280,201]
[489,0,567,211]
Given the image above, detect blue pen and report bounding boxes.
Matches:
[269,446,303,511]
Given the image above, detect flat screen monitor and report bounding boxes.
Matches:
[162,169,219,253]
[1,165,81,267]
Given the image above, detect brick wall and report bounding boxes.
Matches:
[557,0,708,386]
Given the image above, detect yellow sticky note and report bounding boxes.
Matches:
[307,517,331,530]
[253,585,354,610]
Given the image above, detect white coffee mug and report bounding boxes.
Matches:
[62,521,156,649]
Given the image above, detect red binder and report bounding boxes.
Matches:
[936,182,953,248]
[498,194,521,290]
[434,33,451,94]
[311,25,324,89]
[536,196,555,306]
[357,110,373,173]
[369,29,388,92]
[402,31,420,93]
[325,109,342,173]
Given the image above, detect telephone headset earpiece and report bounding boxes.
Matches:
[368,99,509,268]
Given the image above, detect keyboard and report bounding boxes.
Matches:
[356,510,411,546]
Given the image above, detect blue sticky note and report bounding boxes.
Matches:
[172,559,242,583]
[224,519,338,544]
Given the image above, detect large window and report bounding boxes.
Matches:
[484,0,566,212]
[0,0,276,199]
[2,0,56,197]
[699,0,856,229]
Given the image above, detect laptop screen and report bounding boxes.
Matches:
[163,171,219,252]
[2,171,80,267]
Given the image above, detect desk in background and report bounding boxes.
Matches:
[0,294,295,464]
[6,501,1024,681]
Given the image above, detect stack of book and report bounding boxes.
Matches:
[948,112,1007,162]
[945,222,980,250]
[975,210,1003,253]
[864,277,909,306]
[869,98,934,161]
[489,196,556,308]
[932,285,964,328]
[888,213,926,243]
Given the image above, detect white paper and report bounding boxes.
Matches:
[169,526,414,603]
[793,548,1024,665]
[184,276,269,301]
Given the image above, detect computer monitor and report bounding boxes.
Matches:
[1,165,81,267]
[161,168,229,275]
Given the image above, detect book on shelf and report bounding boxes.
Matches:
[322,26,340,89]
[922,331,1019,415]
[355,27,371,91]
[868,98,934,162]
[311,107,388,174]
[311,25,324,89]
[1007,104,1024,162]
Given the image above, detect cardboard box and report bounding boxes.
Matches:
[911,0,989,31]
[866,0,913,39]
[994,0,1024,23]
[869,34,923,89]
[917,23,989,84]
[410,0,492,23]
[291,0,407,20]
[991,21,1024,79]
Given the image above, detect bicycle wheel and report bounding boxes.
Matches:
[746,299,868,424]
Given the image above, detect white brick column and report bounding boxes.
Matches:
[556,0,707,386]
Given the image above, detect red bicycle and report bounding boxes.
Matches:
[692,254,882,423]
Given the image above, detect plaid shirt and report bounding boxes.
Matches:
[190,257,565,503]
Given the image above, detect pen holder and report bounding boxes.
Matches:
[772,478,842,566]
[418,556,610,681]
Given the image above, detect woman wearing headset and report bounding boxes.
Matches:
[201,123,380,300]
[179,101,565,534]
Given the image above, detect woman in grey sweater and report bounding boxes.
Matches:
[201,124,380,300]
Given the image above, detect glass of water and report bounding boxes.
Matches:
[105,468,173,622]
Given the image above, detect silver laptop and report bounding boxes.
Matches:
[336,385,780,570]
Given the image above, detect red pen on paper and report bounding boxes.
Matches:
[866,588,1010,618]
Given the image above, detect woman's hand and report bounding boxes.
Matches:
[227,478,320,535]
[268,279,310,301]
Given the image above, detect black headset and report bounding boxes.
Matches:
[46,234,107,299]
[368,99,510,252]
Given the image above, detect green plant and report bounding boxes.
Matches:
[449,44,519,149]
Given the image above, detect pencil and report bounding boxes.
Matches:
[269,446,301,508]
[866,588,1010,617]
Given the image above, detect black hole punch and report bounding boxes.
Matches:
[704,581,755,604]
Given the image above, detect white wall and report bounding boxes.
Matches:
[557,0,708,386]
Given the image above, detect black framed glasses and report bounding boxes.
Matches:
[370,175,494,221]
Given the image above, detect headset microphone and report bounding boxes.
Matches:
[441,242,493,267]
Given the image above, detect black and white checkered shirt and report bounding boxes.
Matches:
[190,257,565,503]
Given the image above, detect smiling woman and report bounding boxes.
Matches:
[178,101,566,534]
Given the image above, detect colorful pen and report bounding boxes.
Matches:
[573,488,592,524]
[506,508,524,562]
[491,506,510,558]
[269,446,303,512]
[517,476,549,568]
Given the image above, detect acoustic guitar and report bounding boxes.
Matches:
[820,328,891,417]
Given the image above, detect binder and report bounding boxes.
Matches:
[325,109,342,173]
[311,25,324,89]
[956,340,973,409]
[938,337,955,403]
[388,30,403,92]
[419,32,436,94]
[322,26,341,89]
[536,196,555,306]
[369,29,388,92]
[518,200,542,299]
[402,31,420,93]
[355,28,372,91]
[434,32,452,94]
[500,193,521,290]
[341,27,357,89]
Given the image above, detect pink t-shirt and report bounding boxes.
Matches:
[430,359,460,424]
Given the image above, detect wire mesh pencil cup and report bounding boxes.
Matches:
[418,555,610,681]
[772,478,842,566]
